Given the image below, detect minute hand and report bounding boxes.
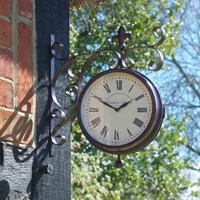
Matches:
[116,99,134,111]
[93,95,117,110]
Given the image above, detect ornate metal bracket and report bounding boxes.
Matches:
[49,26,166,156]
[50,34,76,156]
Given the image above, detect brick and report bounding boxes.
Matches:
[0,48,13,79]
[17,22,33,112]
[0,80,13,107]
[0,19,12,48]
[18,0,33,19]
[0,0,12,17]
[0,109,34,147]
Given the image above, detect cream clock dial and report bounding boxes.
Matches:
[77,69,164,154]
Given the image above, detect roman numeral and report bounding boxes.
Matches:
[137,107,147,112]
[128,84,134,93]
[103,84,111,93]
[91,117,101,128]
[100,126,108,137]
[133,118,144,128]
[116,80,122,90]
[135,94,144,101]
[89,107,99,112]
[127,128,133,136]
[114,130,119,140]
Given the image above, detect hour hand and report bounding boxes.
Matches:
[93,95,116,110]
[116,99,133,111]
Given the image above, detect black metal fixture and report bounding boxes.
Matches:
[36,164,54,174]
[49,26,166,166]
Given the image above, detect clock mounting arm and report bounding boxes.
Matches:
[49,25,166,168]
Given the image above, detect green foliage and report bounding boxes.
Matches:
[71,117,190,199]
[70,0,184,70]
[70,0,190,199]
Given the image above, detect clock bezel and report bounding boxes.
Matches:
[77,68,164,155]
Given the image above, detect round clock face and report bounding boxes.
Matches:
[77,69,164,154]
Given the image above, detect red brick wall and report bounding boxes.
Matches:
[0,0,35,147]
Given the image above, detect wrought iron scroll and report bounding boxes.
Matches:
[49,26,166,156]
[127,26,166,71]
[50,34,76,156]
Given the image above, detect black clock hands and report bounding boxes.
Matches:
[93,95,134,112]
[116,99,134,111]
[93,95,117,111]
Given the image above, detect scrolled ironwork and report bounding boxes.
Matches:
[49,26,165,156]
[127,26,166,71]
[147,47,164,71]
[51,106,76,146]
[151,26,166,47]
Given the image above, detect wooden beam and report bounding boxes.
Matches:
[31,1,70,199]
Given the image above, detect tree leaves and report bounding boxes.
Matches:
[70,0,192,199]
[71,118,189,199]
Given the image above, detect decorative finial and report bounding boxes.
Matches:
[112,26,132,68]
[112,26,132,50]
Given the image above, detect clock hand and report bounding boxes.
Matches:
[93,95,117,111]
[116,99,134,111]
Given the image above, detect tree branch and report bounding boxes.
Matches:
[185,143,200,156]
[168,56,200,100]
[187,166,200,172]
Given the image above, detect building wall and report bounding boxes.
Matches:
[0,0,35,199]
[0,1,71,199]
[0,0,35,147]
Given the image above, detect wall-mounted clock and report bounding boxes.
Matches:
[77,68,165,155]
[49,25,166,161]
